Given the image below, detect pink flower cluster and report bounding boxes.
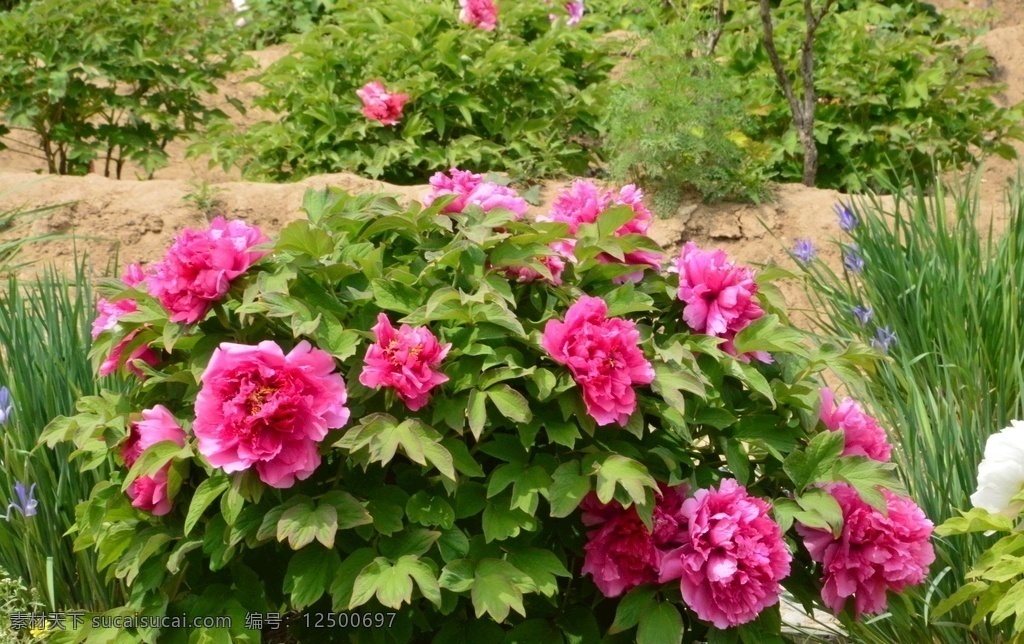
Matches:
[193,340,349,488]
[359,314,452,411]
[356,81,410,126]
[542,180,662,283]
[120,405,186,516]
[582,480,791,629]
[542,296,654,426]
[91,264,160,377]
[797,484,935,617]
[424,167,528,218]
[819,388,892,462]
[459,0,498,30]
[676,242,770,362]
[147,217,269,324]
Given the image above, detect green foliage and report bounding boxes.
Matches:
[182,181,225,222]
[199,2,613,184]
[0,263,128,611]
[44,186,908,641]
[0,567,45,642]
[603,19,770,211]
[239,0,337,48]
[717,0,1024,191]
[0,0,248,178]
[798,173,1024,642]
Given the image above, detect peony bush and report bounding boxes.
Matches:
[197,1,612,184]
[45,178,932,642]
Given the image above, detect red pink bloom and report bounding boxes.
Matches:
[580,486,688,597]
[91,267,160,377]
[459,0,497,30]
[120,405,186,516]
[359,314,452,411]
[659,479,792,629]
[146,217,269,324]
[541,295,653,426]
[676,241,770,363]
[542,180,662,282]
[819,387,892,462]
[797,484,935,617]
[194,340,349,488]
[356,81,410,126]
[424,167,528,218]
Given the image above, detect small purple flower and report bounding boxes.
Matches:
[792,238,817,263]
[851,305,873,326]
[0,386,11,425]
[871,326,897,353]
[566,0,585,25]
[3,481,37,519]
[843,244,865,273]
[835,203,858,232]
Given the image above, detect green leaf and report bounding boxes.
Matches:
[320,490,373,529]
[407,491,456,530]
[783,430,845,490]
[371,278,421,314]
[936,507,1015,537]
[471,559,529,623]
[439,559,476,593]
[401,555,443,608]
[593,455,657,506]
[732,314,806,355]
[277,219,335,258]
[637,602,684,644]
[482,497,537,542]
[610,585,657,634]
[831,456,904,510]
[933,581,989,619]
[330,548,378,612]
[278,500,338,550]
[184,475,229,537]
[379,528,441,559]
[487,384,532,424]
[548,461,591,518]
[284,546,341,609]
[506,549,570,598]
[468,389,488,441]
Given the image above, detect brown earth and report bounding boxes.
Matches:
[0,4,1022,331]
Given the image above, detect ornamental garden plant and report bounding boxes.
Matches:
[44,173,935,642]
[197,1,612,184]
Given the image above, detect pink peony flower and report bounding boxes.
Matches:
[580,485,688,597]
[541,180,662,283]
[120,405,186,516]
[91,265,162,377]
[676,241,770,363]
[566,0,585,25]
[356,81,410,126]
[359,314,452,411]
[194,340,349,488]
[459,0,497,30]
[819,388,892,461]
[146,217,269,324]
[98,331,161,378]
[542,295,654,426]
[500,251,566,286]
[659,479,792,629]
[797,484,935,617]
[424,167,528,218]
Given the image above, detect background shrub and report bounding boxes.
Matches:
[603,18,771,211]
[0,0,247,178]
[240,0,337,48]
[201,2,613,184]
[717,0,1024,192]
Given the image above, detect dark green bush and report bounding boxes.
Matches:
[198,1,613,184]
[719,0,1024,192]
[0,0,248,177]
[240,0,337,48]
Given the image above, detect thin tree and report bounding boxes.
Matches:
[758,0,835,186]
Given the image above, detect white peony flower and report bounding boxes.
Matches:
[971,420,1024,518]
